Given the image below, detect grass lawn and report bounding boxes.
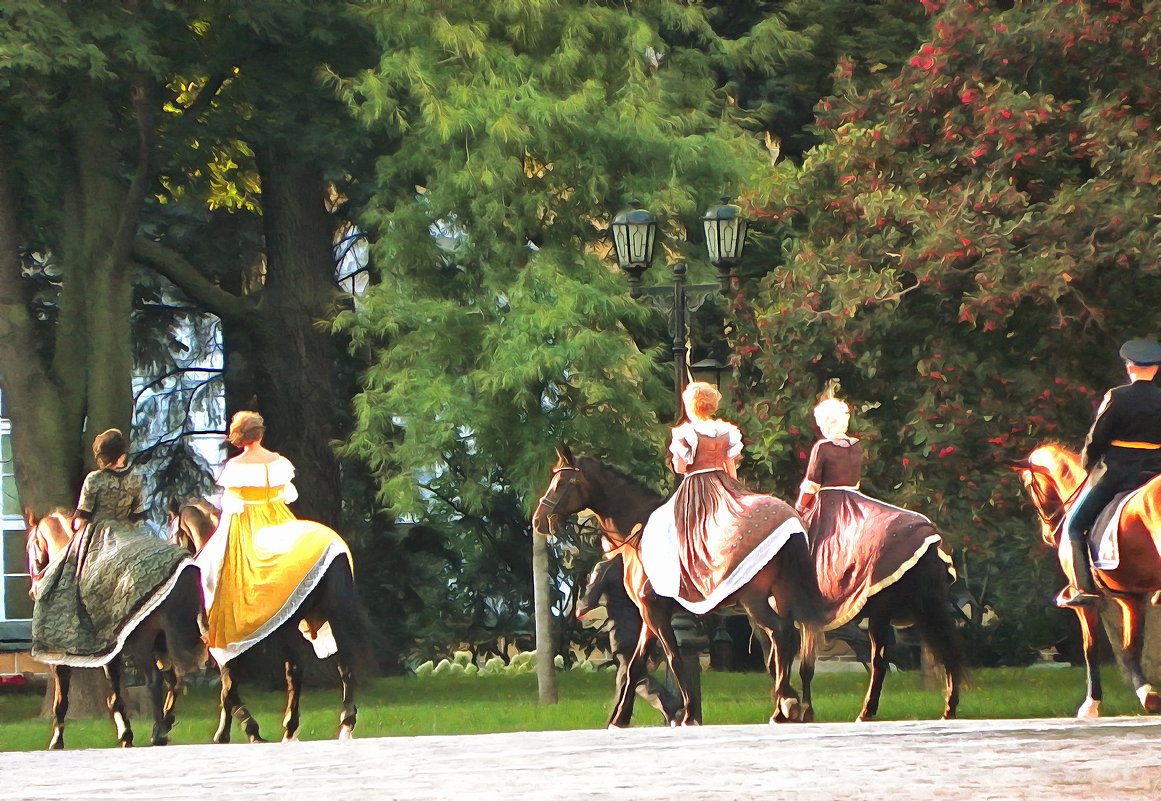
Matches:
[0,666,1147,752]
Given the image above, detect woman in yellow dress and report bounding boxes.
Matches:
[197,411,351,666]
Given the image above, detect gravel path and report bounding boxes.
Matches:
[1,716,1159,801]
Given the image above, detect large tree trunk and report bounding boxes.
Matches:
[2,82,151,717]
[242,151,343,528]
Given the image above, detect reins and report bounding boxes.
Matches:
[1024,462,1087,545]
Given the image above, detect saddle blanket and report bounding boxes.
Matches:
[1091,490,1134,571]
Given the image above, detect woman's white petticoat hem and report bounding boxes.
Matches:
[639,494,805,615]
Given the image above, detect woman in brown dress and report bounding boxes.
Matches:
[796,398,863,517]
[640,382,804,615]
[796,397,951,629]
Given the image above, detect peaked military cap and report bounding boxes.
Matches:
[1119,338,1161,366]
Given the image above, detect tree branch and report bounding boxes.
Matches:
[133,238,250,324]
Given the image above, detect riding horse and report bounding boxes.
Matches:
[27,512,205,749]
[169,500,364,742]
[799,543,963,722]
[1010,444,1161,717]
[532,447,823,726]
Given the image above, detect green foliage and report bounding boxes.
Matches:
[337,1,765,516]
[732,0,1161,664]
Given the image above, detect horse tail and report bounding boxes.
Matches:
[324,556,380,677]
[162,566,209,676]
[781,529,828,628]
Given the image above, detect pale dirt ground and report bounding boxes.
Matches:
[0,716,1159,801]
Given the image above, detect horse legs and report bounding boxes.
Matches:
[104,658,133,747]
[798,626,817,723]
[1111,596,1161,714]
[913,599,964,720]
[48,665,71,750]
[1072,606,1105,718]
[335,645,358,740]
[739,595,802,724]
[858,615,892,721]
[282,656,303,742]
[145,660,178,746]
[214,661,265,744]
[608,622,650,727]
[643,601,697,725]
[607,653,638,727]
[326,564,360,740]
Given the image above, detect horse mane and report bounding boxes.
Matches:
[1027,442,1085,493]
[574,456,664,503]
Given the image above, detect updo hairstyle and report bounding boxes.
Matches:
[813,398,851,437]
[92,428,128,469]
[228,411,266,448]
[682,381,722,420]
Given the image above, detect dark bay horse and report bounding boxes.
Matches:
[799,543,963,722]
[170,500,364,742]
[27,512,205,749]
[1010,444,1161,716]
[532,448,824,726]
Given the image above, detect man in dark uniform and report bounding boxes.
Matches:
[576,553,681,724]
[1058,338,1161,608]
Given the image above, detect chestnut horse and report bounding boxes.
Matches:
[169,500,364,743]
[532,448,823,726]
[27,512,205,749]
[1010,444,1161,717]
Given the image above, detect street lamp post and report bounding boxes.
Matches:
[610,198,748,421]
[609,198,749,702]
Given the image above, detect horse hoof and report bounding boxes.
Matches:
[250,734,268,744]
[152,736,169,746]
[778,697,802,722]
[800,705,815,723]
[1076,699,1102,719]
[48,735,64,751]
[338,724,354,741]
[119,740,133,749]
[857,713,875,722]
[1137,686,1161,714]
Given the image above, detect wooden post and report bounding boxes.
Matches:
[532,531,557,704]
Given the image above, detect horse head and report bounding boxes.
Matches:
[1006,444,1085,546]
[531,446,593,538]
[26,510,74,595]
[168,499,220,555]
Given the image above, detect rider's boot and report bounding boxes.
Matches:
[1057,529,1100,608]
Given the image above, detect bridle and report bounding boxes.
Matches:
[534,464,641,552]
[534,466,582,518]
[1020,465,1084,545]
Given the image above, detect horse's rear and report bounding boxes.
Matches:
[798,506,961,724]
[120,564,207,745]
[1105,473,1161,594]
